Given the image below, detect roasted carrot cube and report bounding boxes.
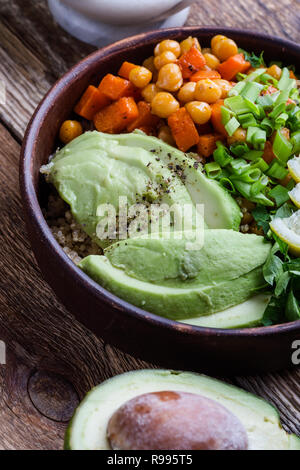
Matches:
[93,97,138,134]
[127,101,160,132]
[74,85,110,120]
[178,46,206,79]
[168,107,200,152]
[98,74,135,100]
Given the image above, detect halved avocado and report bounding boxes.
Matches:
[65,369,300,450]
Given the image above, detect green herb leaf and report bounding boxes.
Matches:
[263,253,284,286]
[252,205,271,234]
[239,49,265,68]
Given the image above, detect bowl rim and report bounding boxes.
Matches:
[20,26,300,339]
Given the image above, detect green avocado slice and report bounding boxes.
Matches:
[64,369,300,450]
[46,131,241,250]
[48,131,201,249]
[79,229,271,321]
[98,131,242,230]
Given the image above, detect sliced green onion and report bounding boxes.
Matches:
[230,158,250,174]
[238,112,257,128]
[221,105,233,125]
[267,160,289,180]
[230,142,250,157]
[274,113,288,129]
[233,180,273,206]
[260,117,274,136]
[243,150,264,161]
[244,99,265,119]
[291,131,300,153]
[231,167,261,183]
[205,162,222,179]
[240,81,264,101]
[219,177,236,192]
[252,129,267,150]
[250,158,269,172]
[236,73,247,81]
[228,81,246,97]
[224,96,250,115]
[225,116,240,136]
[272,129,293,163]
[274,89,289,106]
[268,184,290,206]
[260,73,278,86]
[278,67,296,92]
[250,176,269,196]
[257,92,280,108]
[244,68,267,82]
[213,142,233,167]
[268,102,286,119]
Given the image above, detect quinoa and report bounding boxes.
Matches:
[44,191,101,265]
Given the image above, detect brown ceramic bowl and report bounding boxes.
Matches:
[20,27,300,374]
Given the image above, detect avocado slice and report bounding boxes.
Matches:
[64,369,300,450]
[79,230,271,321]
[99,131,242,230]
[48,131,201,249]
[180,294,271,329]
[46,131,241,250]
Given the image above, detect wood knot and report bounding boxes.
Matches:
[28,370,79,422]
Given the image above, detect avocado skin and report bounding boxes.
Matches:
[79,229,271,320]
[64,369,300,450]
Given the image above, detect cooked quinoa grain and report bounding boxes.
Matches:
[44,192,101,264]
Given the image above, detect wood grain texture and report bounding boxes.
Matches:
[0,0,299,450]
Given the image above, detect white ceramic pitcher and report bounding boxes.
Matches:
[48,0,193,47]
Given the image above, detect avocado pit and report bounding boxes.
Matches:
[107,390,248,450]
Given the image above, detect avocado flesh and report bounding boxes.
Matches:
[79,230,271,321]
[48,131,241,250]
[64,369,300,450]
[48,132,202,249]
[96,131,242,230]
[181,294,271,329]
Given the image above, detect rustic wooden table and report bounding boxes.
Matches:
[0,0,299,450]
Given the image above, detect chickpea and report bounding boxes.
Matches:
[203,53,220,70]
[267,64,282,80]
[194,79,222,103]
[129,66,152,88]
[227,128,247,145]
[180,36,201,55]
[212,38,238,61]
[143,56,156,74]
[177,82,196,103]
[185,101,212,124]
[156,63,183,92]
[151,92,180,118]
[59,120,83,144]
[154,51,177,70]
[158,125,176,146]
[211,35,227,49]
[213,79,232,98]
[154,40,181,58]
[141,83,161,103]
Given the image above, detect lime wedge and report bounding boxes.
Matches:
[287,156,300,183]
[289,183,300,209]
[270,210,300,256]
